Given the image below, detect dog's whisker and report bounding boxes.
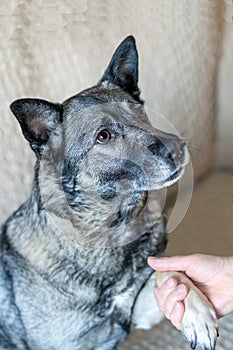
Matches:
[187,142,201,156]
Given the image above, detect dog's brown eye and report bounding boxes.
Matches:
[97,130,111,143]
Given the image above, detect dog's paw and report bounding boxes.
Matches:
[156,271,218,350]
[182,286,218,350]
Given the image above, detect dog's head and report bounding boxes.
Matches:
[10,36,188,244]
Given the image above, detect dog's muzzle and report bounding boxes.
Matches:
[95,131,188,200]
[97,160,148,200]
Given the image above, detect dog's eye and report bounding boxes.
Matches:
[96,130,111,144]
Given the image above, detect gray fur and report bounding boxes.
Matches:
[0,36,188,350]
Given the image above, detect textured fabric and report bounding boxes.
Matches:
[118,314,233,350]
[0,0,223,223]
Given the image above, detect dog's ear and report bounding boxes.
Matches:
[10,98,63,156]
[100,35,141,101]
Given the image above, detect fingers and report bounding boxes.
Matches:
[154,278,188,330]
[154,277,177,310]
[148,255,195,272]
[170,301,185,330]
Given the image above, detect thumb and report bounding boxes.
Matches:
[147,255,194,273]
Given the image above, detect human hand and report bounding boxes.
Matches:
[148,254,233,330]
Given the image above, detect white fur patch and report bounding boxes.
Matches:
[132,273,164,329]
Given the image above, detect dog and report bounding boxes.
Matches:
[0,36,218,350]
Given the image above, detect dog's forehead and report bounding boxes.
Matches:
[62,86,147,129]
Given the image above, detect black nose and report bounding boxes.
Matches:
[159,139,186,161]
[148,138,186,163]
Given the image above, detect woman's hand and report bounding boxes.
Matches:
[148,254,233,330]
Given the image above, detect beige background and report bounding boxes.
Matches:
[0,1,233,349]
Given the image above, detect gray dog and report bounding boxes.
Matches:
[0,36,218,350]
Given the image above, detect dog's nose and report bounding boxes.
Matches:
[148,138,186,163]
[159,139,186,162]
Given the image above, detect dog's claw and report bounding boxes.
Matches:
[183,322,218,350]
[182,298,218,350]
[183,321,218,350]
[188,329,197,350]
[190,341,196,350]
[190,333,197,350]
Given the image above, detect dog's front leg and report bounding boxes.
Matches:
[131,272,164,329]
[156,271,219,350]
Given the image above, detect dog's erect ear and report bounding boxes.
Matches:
[100,35,141,101]
[10,98,63,156]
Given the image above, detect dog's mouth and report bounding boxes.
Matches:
[145,165,185,191]
[89,143,190,200]
[166,166,185,183]
[160,145,189,188]
[97,164,186,199]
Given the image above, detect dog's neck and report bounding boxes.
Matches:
[6,176,161,285]
[45,185,148,248]
[36,161,152,247]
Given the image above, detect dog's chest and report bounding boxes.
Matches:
[11,260,139,350]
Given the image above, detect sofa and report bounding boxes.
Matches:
[0,1,232,349]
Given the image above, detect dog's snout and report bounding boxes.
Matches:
[148,138,186,163]
[160,139,186,161]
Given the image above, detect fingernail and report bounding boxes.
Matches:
[166,278,175,288]
[148,257,158,263]
[177,284,187,294]
[147,257,159,267]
